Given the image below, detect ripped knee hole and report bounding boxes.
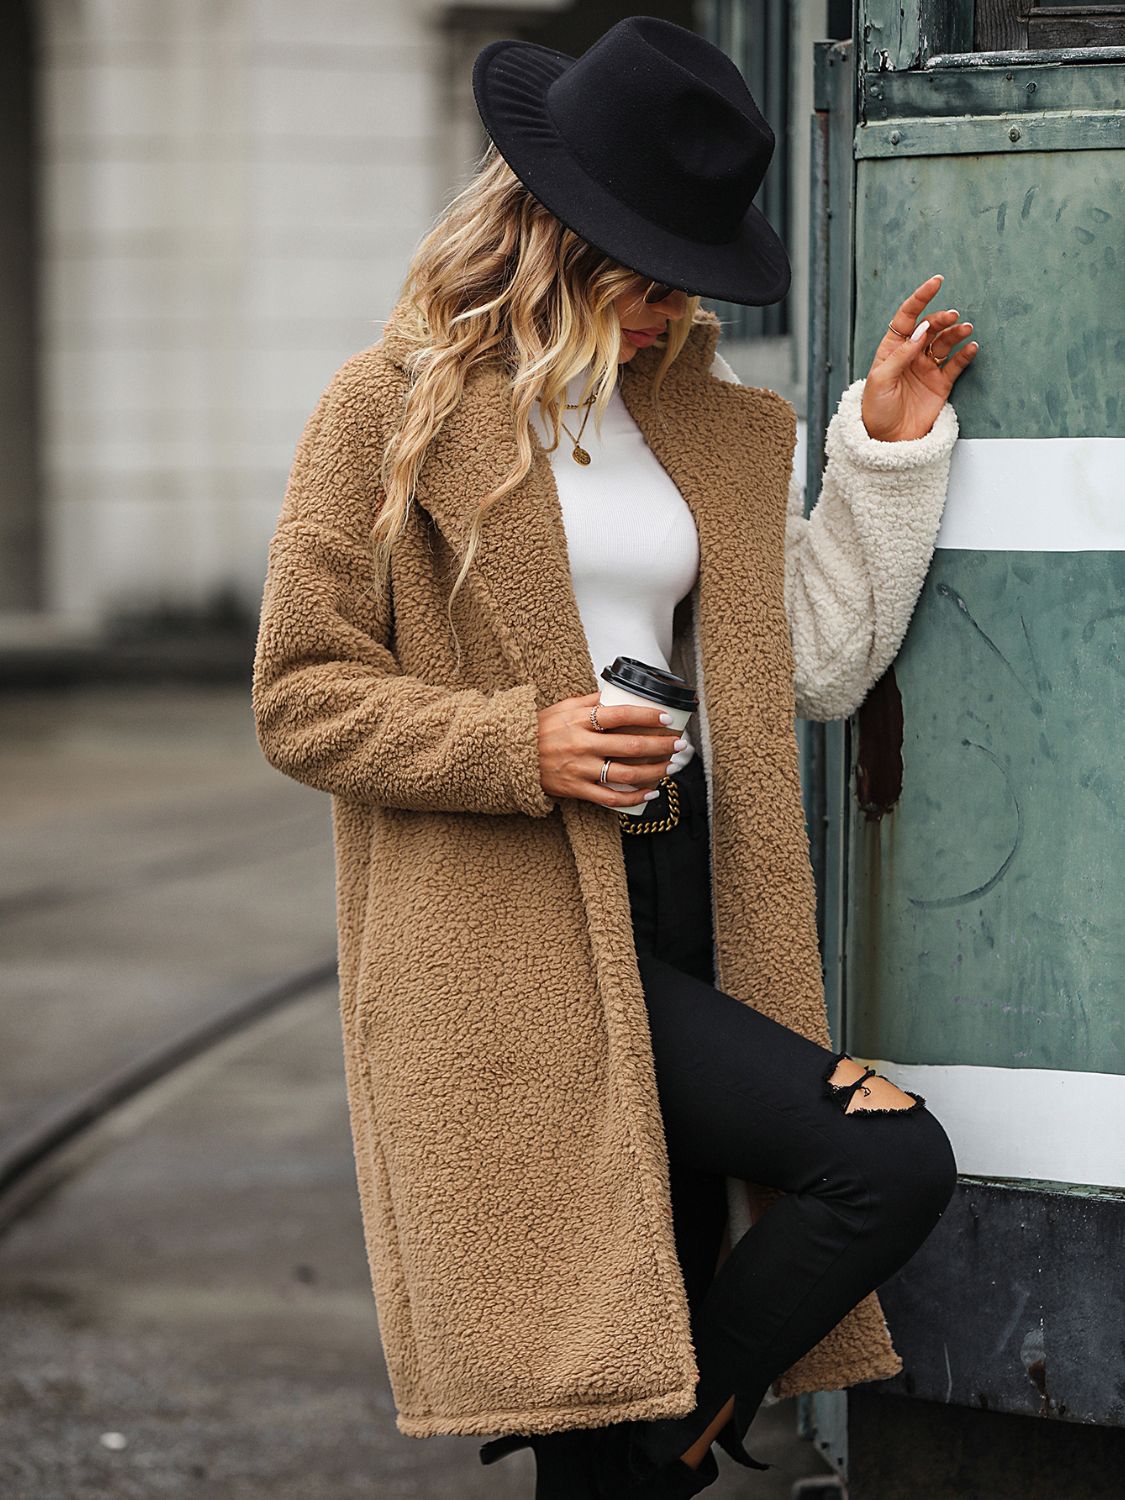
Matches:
[822,1051,926,1115]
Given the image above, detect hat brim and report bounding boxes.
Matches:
[472,37,791,308]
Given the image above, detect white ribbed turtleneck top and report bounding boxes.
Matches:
[527,366,700,769]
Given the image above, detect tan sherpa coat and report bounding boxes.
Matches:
[251,300,959,1442]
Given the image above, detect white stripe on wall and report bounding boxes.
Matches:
[859,1059,1125,1189]
[936,437,1125,551]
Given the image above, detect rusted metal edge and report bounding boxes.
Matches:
[925,45,1125,68]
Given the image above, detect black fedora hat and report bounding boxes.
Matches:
[471,14,791,308]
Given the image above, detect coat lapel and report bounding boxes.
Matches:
[375,299,777,719]
[378,303,600,708]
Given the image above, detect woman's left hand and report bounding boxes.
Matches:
[860,274,979,442]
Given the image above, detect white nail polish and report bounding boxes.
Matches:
[658,712,674,724]
[643,789,660,800]
[910,319,930,343]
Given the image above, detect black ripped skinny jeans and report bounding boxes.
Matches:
[616,749,958,1485]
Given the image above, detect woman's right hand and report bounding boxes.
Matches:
[537,690,684,809]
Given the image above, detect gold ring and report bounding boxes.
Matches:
[887,320,909,340]
[590,704,607,732]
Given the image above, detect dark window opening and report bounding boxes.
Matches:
[975,1,1125,51]
[699,0,793,340]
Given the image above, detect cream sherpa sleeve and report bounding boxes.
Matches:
[252,360,556,818]
[710,350,959,722]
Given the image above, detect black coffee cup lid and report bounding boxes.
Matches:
[600,656,698,712]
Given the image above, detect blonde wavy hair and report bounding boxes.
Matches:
[372,142,707,673]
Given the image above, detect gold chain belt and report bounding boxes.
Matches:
[618,773,681,834]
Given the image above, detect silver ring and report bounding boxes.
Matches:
[599,757,612,785]
[590,704,607,732]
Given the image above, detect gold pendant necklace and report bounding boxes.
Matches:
[559,396,595,465]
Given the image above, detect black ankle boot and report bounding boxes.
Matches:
[588,1422,720,1498]
[479,1426,602,1499]
[478,1419,721,1499]
[624,1444,720,1497]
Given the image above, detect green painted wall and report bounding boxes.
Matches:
[853,149,1123,440]
[849,547,1125,1073]
[844,114,1123,1078]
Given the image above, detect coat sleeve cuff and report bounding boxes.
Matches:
[496,680,559,819]
[827,376,959,473]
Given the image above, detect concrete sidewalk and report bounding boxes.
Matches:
[0,682,336,1176]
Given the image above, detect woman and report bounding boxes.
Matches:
[252,16,979,1498]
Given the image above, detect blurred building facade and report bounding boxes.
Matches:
[1,0,839,640]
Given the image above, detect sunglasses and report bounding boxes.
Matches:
[643,279,678,304]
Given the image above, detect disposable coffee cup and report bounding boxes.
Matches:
[598,656,699,816]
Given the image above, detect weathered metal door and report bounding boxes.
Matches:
[802,2,1125,1490]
